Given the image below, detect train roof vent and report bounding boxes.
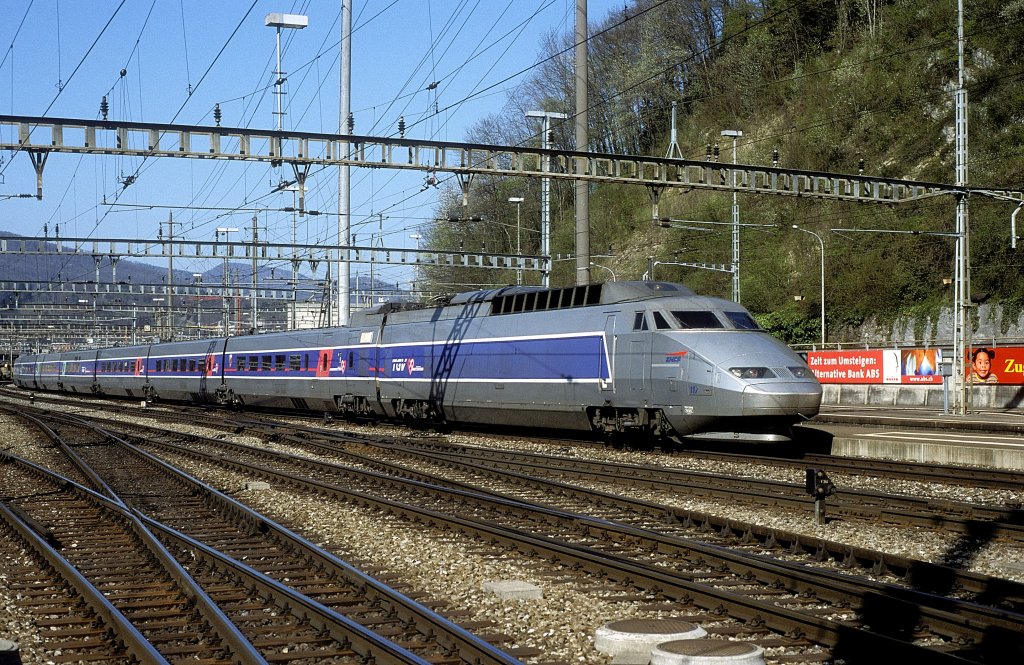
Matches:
[490,283,604,315]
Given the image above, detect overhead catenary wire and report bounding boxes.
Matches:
[12,2,1017,294]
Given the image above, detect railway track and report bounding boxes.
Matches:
[44,402,1023,594]
[383,439,1024,540]
[1,455,269,664]
[6,386,1021,494]
[1,409,528,665]
[6,395,1022,598]
[21,406,1021,663]
[5,392,1024,662]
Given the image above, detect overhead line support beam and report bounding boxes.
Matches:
[4,115,1014,204]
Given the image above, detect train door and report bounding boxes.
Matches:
[90,349,100,393]
[197,339,221,401]
[601,315,616,392]
[626,339,651,394]
[624,311,651,396]
[143,345,155,399]
[315,348,333,378]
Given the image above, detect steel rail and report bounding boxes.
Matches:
[0,500,172,665]
[398,442,1024,540]
[0,452,269,664]
[34,401,1024,610]
[36,410,526,665]
[118,428,1021,663]
[135,514,436,665]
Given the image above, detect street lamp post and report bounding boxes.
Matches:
[192,273,203,338]
[508,196,524,285]
[792,225,826,346]
[526,111,567,288]
[589,262,616,281]
[216,227,239,336]
[265,13,308,131]
[721,129,743,302]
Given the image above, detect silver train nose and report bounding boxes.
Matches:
[740,382,822,416]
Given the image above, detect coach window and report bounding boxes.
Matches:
[198,360,207,374]
[632,312,648,331]
[261,355,271,371]
[275,355,286,371]
[289,354,302,371]
[235,357,245,371]
[189,359,196,372]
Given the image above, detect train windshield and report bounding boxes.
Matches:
[724,311,761,330]
[671,311,724,329]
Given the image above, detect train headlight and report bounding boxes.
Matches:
[788,366,815,379]
[729,367,776,379]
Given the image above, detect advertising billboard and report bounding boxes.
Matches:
[808,347,1024,385]
[807,349,941,384]
[965,347,1024,385]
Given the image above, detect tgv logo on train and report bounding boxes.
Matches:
[392,357,421,375]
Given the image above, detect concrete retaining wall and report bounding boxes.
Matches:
[822,384,1024,410]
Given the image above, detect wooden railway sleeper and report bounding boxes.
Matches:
[0,501,170,664]
[39,403,1024,659]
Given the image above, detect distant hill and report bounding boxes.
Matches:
[0,231,404,311]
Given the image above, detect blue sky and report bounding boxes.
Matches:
[1,0,617,291]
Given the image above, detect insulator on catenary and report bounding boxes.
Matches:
[772,148,779,167]
[214,103,222,126]
[347,112,354,134]
[100,96,109,120]
[398,116,405,138]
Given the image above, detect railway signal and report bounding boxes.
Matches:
[805,467,837,525]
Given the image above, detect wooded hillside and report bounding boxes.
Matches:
[420,0,1024,344]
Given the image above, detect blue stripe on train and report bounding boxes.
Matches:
[381,335,609,381]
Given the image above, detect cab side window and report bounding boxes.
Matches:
[632,311,649,331]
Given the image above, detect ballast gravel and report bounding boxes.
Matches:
[2,395,1022,664]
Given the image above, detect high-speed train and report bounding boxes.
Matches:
[13,281,822,442]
